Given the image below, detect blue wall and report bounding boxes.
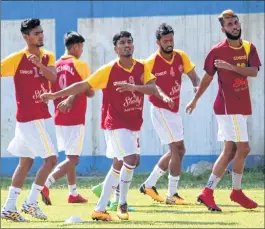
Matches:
[1,152,264,177]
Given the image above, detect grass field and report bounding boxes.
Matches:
[1,171,264,228]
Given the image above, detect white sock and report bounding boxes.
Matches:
[113,188,120,203]
[205,173,221,190]
[95,167,120,212]
[3,186,21,211]
[232,172,242,190]
[44,175,55,188]
[167,174,180,198]
[145,165,166,188]
[68,184,78,197]
[119,162,135,205]
[26,183,43,204]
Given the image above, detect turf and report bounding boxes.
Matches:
[1,171,264,228]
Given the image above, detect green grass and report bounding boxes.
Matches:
[1,171,264,228]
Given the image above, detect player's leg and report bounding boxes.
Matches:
[140,151,169,202]
[1,157,33,222]
[109,154,140,212]
[42,125,86,204]
[165,140,189,205]
[92,130,124,221]
[230,115,257,209]
[66,161,87,203]
[140,105,171,202]
[92,157,122,221]
[198,141,236,211]
[92,156,137,212]
[1,123,36,222]
[20,120,57,220]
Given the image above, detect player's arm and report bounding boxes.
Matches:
[180,50,200,91]
[186,49,215,114]
[214,59,258,77]
[186,69,201,92]
[40,63,110,102]
[41,80,91,103]
[186,73,213,114]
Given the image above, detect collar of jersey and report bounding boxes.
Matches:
[24,47,45,59]
[226,39,243,50]
[61,54,76,59]
[157,50,176,65]
[116,58,137,73]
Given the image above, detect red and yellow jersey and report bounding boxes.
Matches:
[146,49,195,112]
[204,39,261,115]
[52,55,90,126]
[1,48,55,122]
[87,58,155,131]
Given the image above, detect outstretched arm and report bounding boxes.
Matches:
[40,80,92,103]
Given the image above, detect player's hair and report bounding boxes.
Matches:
[218,9,239,27]
[156,23,174,40]
[64,31,85,49]
[113,31,133,46]
[20,18,41,35]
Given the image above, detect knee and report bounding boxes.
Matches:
[123,154,138,167]
[170,142,185,159]
[178,146,186,159]
[239,146,251,158]
[113,158,123,171]
[45,156,57,168]
[68,156,79,166]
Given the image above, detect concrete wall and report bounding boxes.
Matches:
[1,1,264,176]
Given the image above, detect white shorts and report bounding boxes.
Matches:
[7,119,57,159]
[55,125,85,156]
[151,105,184,145]
[104,129,140,161]
[216,115,249,142]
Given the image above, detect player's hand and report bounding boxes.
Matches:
[186,99,197,114]
[40,93,56,103]
[163,96,175,109]
[115,82,136,92]
[57,96,74,113]
[214,59,233,71]
[28,54,42,67]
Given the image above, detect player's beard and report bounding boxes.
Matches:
[225,29,241,40]
[161,46,173,54]
[36,44,44,47]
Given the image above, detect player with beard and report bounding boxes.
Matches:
[1,19,57,221]
[40,31,173,221]
[139,23,200,205]
[186,9,261,211]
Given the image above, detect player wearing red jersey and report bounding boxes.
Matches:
[41,32,92,206]
[140,23,200,205]
[1,19,57,221]
[186,10,261,211]
[40,31,172,221]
